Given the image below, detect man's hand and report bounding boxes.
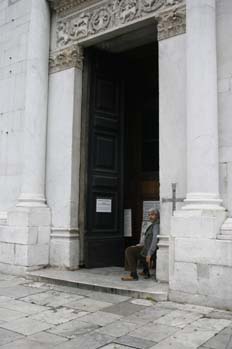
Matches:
[146,255,151,268]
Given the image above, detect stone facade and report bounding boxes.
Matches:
[0,0,232,310]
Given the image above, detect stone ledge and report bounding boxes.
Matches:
[28,267,168,301]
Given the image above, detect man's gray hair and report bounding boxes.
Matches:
[148,208,159,214]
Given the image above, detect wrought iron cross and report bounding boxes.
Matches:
[162,183,185,215]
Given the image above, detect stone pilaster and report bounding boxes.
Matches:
[184,0,223,210]
[17,0,50,208]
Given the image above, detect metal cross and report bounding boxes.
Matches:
[162,183,185,215]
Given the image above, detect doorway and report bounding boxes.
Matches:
[82,39,159,268]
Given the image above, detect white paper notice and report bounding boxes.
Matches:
[96,198,112,213]
[124,209,132,237]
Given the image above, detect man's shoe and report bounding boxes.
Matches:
[121,275,138,281]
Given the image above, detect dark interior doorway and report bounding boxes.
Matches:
[83,41,159,268]
[123,43,159,246]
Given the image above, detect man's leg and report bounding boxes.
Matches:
[122,246,142,281]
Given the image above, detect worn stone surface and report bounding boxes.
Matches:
[115,335,157,348]
[0,273,232,348]
[103,301,147,317]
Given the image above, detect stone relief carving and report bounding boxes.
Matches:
[54,0,185,49]
[49,44,84,73]
[157,5,186,40]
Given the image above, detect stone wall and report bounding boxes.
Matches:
[218,0,232,215]
[0,0,30,212]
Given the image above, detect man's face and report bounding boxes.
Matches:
[148,211,157,223]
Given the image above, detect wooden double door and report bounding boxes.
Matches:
[84,45,159,267]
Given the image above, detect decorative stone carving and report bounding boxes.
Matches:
[54,0,185,48]
[157,5,186,40]
[49,44,84,73]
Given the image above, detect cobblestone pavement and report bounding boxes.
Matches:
[0,273,232,348]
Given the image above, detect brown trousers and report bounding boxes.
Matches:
[124,245,144,273]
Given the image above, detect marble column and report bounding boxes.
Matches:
[17,0,50,207]
[184,0,223,210]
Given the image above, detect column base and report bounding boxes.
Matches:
[16,193,47,207]
[156,235,169,282]
[50,228,80,270]
[0,206,51,275]
[183,193,224,211]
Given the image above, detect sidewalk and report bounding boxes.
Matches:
[0,272,231,348]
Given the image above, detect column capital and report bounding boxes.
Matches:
[157,5,186,41]
[49,44,84,74]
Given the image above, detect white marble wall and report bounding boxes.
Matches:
[0,0,31,212]
[46,67,82,269]
[217,0,232,215]
[157,34,186,281]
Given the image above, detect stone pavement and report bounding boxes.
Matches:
[0,273,231,348]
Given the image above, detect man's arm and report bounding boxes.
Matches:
[147,224,159,257]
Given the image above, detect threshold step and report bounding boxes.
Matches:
[28,267,168,301]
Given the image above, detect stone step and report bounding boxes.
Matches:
[28,267,168,301]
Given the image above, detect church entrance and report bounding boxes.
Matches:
[82,34,159,268]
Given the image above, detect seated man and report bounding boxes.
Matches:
[121,208,160,281]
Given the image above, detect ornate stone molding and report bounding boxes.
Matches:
[49,44,84,73]
[54,0,185,49]
[157,5,185,40]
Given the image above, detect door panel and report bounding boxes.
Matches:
[85,49,124,267]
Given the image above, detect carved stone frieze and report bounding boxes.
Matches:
[157,5,186,40]
[49,44,84,73]
[54,0,185,48]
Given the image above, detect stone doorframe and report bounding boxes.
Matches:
[47,0,186,274]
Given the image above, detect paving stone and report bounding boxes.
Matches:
[65,297,113,312]
[0,278,29,288]
[166,325,217,348]
[156,301,213,314]
[149,338,194,349]
[125,307,174,325]
[85,291,130,304]
[80,310,122,326]
[0,285,43,298]
[153,309,203,328]
[0,328,24,346]
[115,334,157,348]
[48,319,100,338]
[192,318,232,331]
[0,296,13,303]
[0,307,26,321]
[202,326,232,349]
[28,331,68,345]
[0,299,48,315]
[96,320,140,337]
[206,310,232,320]
[0,317,53,336]
[100,344,133,349]
[56,332,114,349]
[0,338,55,349]
[29,306,86,325]
[130,299,155,306]
[129,323,179,342]
[21,290,84,307]
[103,301,146,316]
